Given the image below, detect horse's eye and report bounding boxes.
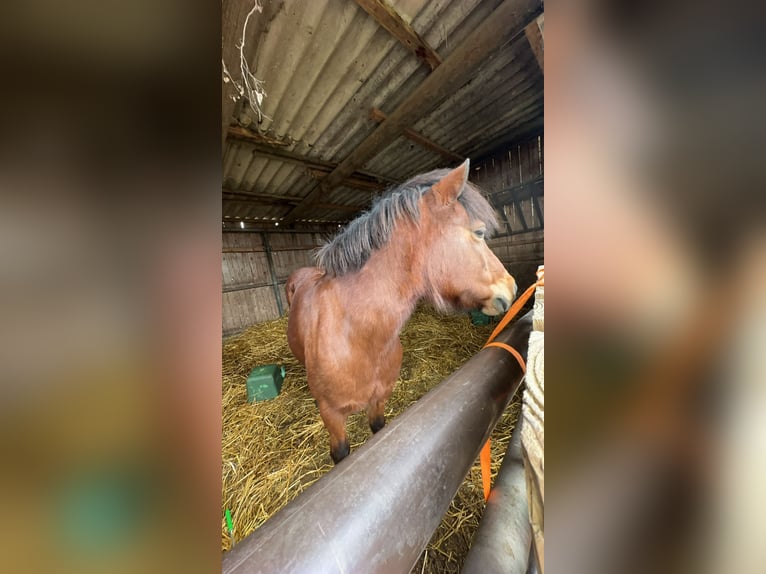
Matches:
[474,229,486,240]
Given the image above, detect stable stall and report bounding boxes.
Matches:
[221,1,544,571]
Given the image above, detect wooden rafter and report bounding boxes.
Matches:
[223,188,300,204]
[227,125,391,191]
[227,125,291,147]
[223,195,361,213]
[314,203,362,213]
[223,198,293,210]
[525,13,544,73]
[353,0,442,71]
[285,0,544,223]
[223,219,345,230]
[306,169,385,192]
[369,108,463,162]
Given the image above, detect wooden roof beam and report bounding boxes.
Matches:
[353,0,442,71]
[284,0,544,223]
[223,197,362,213]
[525,13,544,73]
[369,107,463,162]
[315,203,363,213]
[223,187,364,213]
[227,125,392,190]
[227,125,293,148]
[222,189,300,205]
[306,169,386,191]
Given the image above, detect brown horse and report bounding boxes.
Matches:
[285,266,322,309]
[287,160,517,463]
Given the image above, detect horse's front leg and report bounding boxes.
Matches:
[318,402,350,464]
[367,399,386,434]
[367,341,403,435]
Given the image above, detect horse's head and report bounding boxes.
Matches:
[419,160,517,316]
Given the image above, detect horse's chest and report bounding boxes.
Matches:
[315,332,400,381]
[338,335,399,367]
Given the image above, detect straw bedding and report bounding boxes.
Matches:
[222,304,521,573]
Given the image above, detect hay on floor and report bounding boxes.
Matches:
[221,304,521,574]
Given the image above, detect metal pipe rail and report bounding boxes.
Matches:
[462,419,532,574]
[222,311,533,574]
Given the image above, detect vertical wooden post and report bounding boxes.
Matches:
[515,200,530,231]
[260,232,284,317]
[532,191,544,226]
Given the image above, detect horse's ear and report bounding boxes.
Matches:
[432,159,470,205]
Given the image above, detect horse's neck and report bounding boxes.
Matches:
[342,239,426,335]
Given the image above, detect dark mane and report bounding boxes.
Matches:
[315,168,499,276]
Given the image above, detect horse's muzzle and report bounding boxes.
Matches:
[492,295,510,314]
[482,274,517,316]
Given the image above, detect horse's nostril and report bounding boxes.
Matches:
[493,296,510,314]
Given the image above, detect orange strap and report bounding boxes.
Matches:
[479,267,543,501]
[480,439,492,501]
[484,341,527,373]
[485,271,544,345]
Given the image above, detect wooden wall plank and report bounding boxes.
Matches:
[520,142,530,184]
[528,137,539,181]
[222,230,327,333]
[507,147,517,187]
[487,229,544,288]
[471,132,544,237]
[222,286,280,335]
[521,197,535,229]
[538,134,544,175]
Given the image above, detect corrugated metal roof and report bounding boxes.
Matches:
[223,0,543,225]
